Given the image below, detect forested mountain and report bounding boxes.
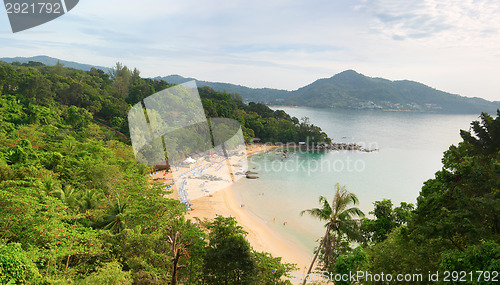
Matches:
[161,71,500,113]
[0,60,329,145]
[0,55,110,73]
[156,74,290,103]
[6,56,499,113]
[285,70,500,113]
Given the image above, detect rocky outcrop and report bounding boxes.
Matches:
[245,171,259,179]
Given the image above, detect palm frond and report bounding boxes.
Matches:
[300,208,330,221]
[338,207,365,220]
[301,183,366,275]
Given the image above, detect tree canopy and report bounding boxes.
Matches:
[0,61,298,284]
[0,61,330,145]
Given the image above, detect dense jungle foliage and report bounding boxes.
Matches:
[0,61,298,284]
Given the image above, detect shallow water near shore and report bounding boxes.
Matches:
[232,108,479,252]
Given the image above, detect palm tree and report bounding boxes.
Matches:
[43,177,59,193]
[77,189,102,214]
[52,184,79,211]
[300,183,365,284]
[100,198,127,233]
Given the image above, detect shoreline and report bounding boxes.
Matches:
[186,183,312,272]
[182,144,312,272]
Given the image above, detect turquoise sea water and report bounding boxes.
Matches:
[231,108,480,252]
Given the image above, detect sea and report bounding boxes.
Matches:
[230,107,480,253]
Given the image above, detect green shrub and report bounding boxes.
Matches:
[0,242,41,284]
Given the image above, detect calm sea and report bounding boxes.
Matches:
[231,107,480,252]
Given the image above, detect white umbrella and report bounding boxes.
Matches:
[183,157,196,163]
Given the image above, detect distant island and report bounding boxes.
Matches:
[3,55,499,114]
[158,70,500,114]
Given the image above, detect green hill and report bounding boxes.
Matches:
[0,60,328,145]
[0,55,110,72]
[285,70,500,113]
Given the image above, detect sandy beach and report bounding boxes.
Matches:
[186,184,312,271]
[150,143,313,276]
[183,144,312,273]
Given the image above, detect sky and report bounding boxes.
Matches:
[1,0,500,101]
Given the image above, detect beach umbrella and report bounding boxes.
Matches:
[184,157,196,163]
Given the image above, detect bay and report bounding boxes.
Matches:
[232,107,480,252]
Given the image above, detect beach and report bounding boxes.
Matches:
[187,183,312,271]
[184,144,312,272]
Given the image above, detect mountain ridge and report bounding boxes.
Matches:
[154,74,290,103]
[281,69,498,113]
[159,70,500,113]
[2,56,498,114]
[0,55,110,73]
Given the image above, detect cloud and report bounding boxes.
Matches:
[1,0,500,100]
[359,0,500,43]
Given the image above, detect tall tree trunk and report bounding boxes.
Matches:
[171,248,181,285]
[330,232,337,268]
[302,226,331,285]
[168,229,185,285]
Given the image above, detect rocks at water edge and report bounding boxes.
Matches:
[245,171,259,179]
